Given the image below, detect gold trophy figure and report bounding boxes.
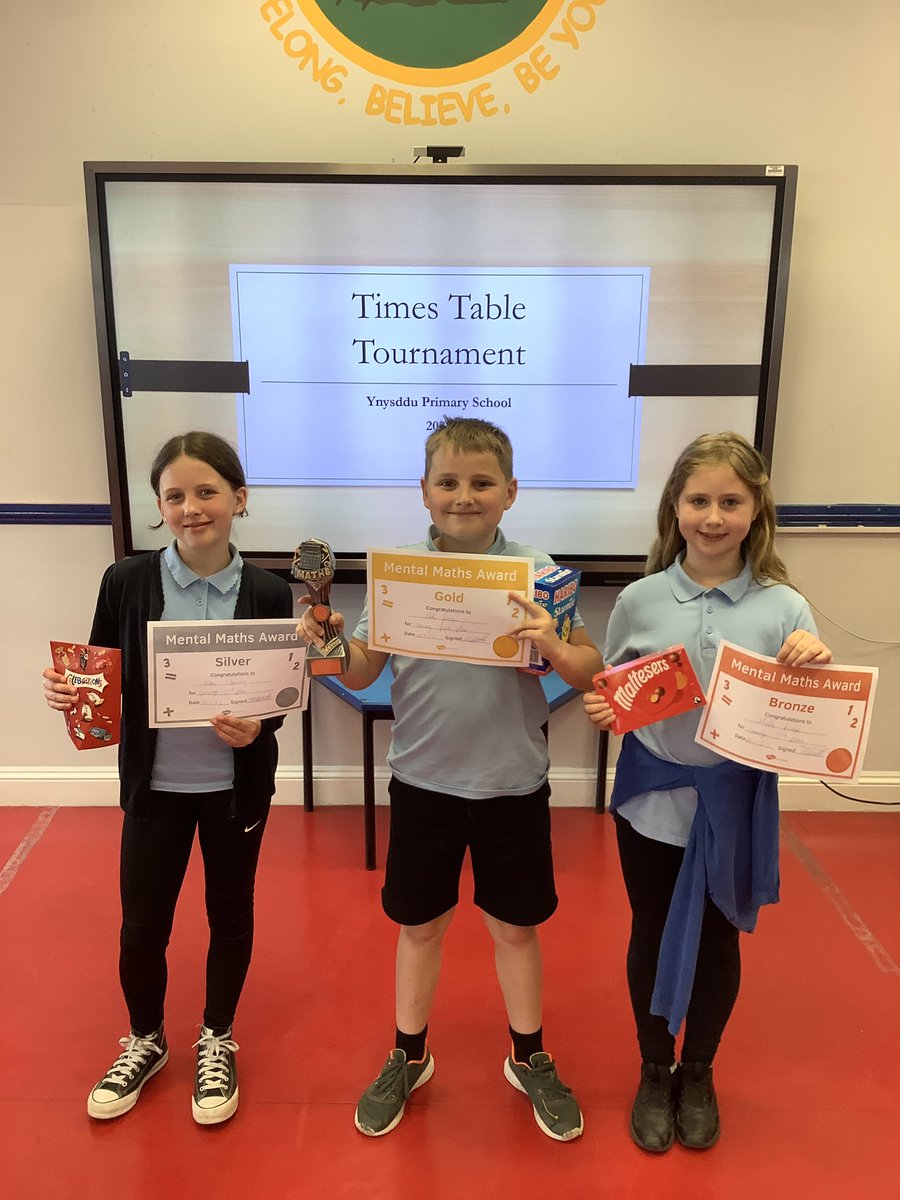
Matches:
[291,537,350,676]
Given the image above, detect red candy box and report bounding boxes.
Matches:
[50,641,122,750]
[592,645,706,735]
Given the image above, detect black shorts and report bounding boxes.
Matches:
[382,776,558,928]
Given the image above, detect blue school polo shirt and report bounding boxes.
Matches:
[605,554,815,845]
[353,526,585,800]
[150,543,243,793]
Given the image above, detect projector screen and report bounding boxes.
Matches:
[84,162,796,581]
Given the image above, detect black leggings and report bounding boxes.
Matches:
[614,812,741,1065]
[119,790,269,1034]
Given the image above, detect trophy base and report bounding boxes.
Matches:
[307,635,349,677]
[308,657,349,677]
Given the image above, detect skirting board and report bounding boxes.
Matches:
[1,767,898,812]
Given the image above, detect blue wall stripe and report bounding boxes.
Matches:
[1,503,898,529]
[776,504,900,527]
[0,504,112,526]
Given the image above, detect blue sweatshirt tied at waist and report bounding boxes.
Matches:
[611,734,780,1036]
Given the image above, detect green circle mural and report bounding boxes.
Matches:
[314,0,548,70]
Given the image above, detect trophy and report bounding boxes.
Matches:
[291,537,350,676]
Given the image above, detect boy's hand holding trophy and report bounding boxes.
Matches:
[292,537,350,676]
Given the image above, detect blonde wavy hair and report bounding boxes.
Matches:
[646,431,791,586]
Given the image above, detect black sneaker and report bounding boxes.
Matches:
[354,1048,434,1136]
[504,1052,584,1141]
[630,1062,678,1152]
[192,1026,240,1125]
[676,1061,720,1149]
[87,1027,168,1119]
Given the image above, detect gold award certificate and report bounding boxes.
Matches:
[367,548,534,666]
[695,641,877,781]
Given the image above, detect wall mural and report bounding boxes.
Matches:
[258,0,608,126]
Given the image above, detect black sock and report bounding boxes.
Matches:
[395,1025,427,1062]
[510,1025,544,1064]
[132,1022,163,1040]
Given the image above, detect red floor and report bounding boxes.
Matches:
[1,805,898,1200]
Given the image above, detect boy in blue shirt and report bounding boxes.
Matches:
[299,417,603,1141]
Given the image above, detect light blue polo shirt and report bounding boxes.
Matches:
[353,526,585,800]
[606,554,816,845]
[150,543,243,793]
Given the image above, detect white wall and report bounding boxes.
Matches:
[2,0,898,808]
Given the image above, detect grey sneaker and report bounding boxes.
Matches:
[192,1026,240,1125]
[504,1052,584,1141]
[354,1048,434,1136]
[87,1027,168,1119]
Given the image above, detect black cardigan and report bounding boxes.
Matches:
[89,550,294,823]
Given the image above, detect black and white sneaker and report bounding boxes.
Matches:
[192,1026,240,1125]
[87,1027,168,1119]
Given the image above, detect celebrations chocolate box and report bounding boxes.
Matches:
[50,641,122,750]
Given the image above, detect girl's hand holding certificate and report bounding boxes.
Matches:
[775,629,833,667]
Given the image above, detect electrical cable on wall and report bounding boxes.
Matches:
[803,599,900,806]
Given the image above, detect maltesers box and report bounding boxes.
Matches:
[523,564,581,675]
[592,644,706,734]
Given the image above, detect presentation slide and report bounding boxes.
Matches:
[232,265,648,488]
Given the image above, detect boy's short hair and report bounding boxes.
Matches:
[423,417,514,480]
